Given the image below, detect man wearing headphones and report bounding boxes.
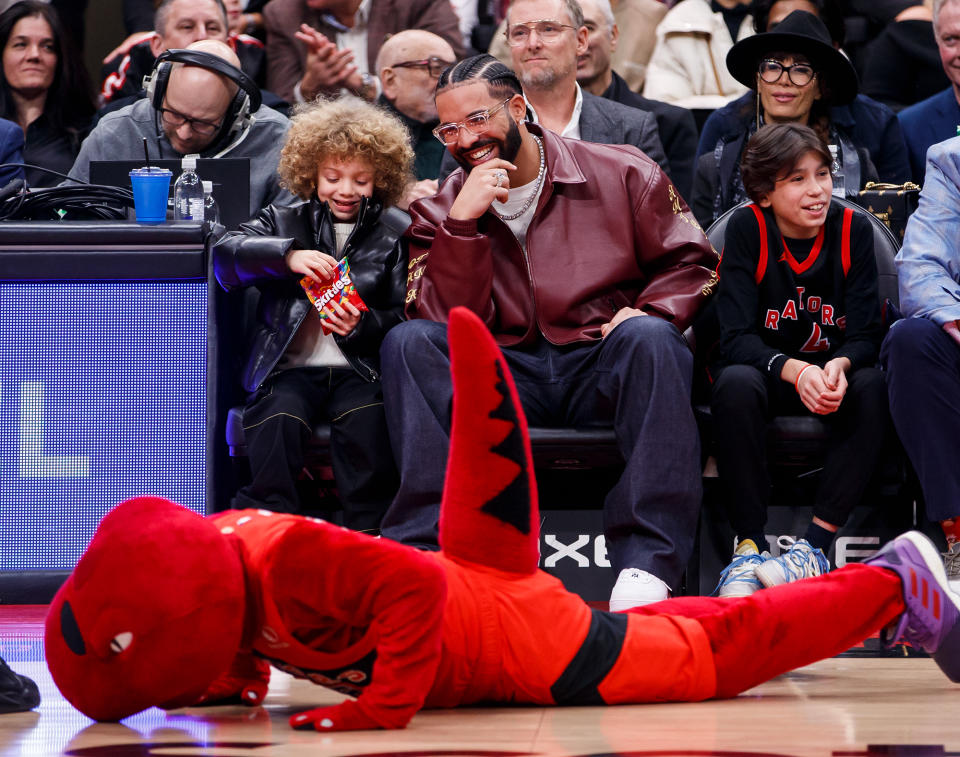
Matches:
[68,39,295,219]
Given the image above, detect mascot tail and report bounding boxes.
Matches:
[439,307,540,575]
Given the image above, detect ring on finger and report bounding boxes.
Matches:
[494,172,504,188]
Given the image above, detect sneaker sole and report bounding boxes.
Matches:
[754,560,783,588]
[608,596,669,612]
[717,587,761,598]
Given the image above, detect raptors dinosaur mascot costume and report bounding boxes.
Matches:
[45,308,960,729]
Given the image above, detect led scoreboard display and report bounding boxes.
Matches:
[0,222,211,580]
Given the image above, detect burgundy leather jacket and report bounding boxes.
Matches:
[405,125,719,347]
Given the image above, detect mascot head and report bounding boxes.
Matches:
[44,496,245,721]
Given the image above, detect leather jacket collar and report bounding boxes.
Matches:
[311,195,384,258]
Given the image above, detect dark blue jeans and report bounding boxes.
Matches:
[379,316,702,588]
[882,317,960,522]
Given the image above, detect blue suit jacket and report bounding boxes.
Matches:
[0,117,24,186]
[898,87,960,184]
[897,135,960,322]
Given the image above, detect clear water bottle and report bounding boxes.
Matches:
[202,180,220,225]
[174,155,204,220]
[828,144,845,198]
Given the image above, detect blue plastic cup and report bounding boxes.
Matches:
[129,167,172,224]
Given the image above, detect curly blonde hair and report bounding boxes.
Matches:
[279,96,414,206]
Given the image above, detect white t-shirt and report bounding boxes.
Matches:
[492,176,544,251]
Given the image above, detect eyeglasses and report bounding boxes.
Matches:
[758,59,816,87]
[505,19,577,47]
[389,56,454,78]
[432,97,512,145]
[158,106,223,136]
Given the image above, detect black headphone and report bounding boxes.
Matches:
[143,49,263,143]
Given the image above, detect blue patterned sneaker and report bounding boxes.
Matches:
[754,536,829,588]
[864,531,960,682]
[715,539,769,598]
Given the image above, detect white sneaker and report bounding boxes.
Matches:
[608,568,670,611]
[754,536,829,588]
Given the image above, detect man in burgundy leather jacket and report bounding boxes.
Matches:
[379,53,718,612]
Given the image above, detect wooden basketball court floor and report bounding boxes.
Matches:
[3,605,960,757]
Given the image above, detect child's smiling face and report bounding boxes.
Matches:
[316,157,375,221]
[759,150,832,239]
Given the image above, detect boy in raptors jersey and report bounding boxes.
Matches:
[44,308,958,732]
[710,123,888,597]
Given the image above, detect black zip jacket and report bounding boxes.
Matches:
[213,196,409,392]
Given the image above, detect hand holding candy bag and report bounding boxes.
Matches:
[300,257,368,335]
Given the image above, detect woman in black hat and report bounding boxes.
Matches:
[690,10,900,227]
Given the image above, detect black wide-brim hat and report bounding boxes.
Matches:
[726,10,858,106]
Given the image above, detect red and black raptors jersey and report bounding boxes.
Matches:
[715,203,883,378]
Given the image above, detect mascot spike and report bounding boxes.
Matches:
[439,307,540,574]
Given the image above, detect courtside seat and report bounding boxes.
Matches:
[225,406,623,470]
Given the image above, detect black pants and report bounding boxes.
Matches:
[710,364,888,535]
[235,366,398,533]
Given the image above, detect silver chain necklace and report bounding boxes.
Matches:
[496,135,545,221]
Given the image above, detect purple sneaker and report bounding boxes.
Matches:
[864,531,960,682]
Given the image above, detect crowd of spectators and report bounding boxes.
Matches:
[5,0,960,607]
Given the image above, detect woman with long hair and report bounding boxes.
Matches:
[0,1,95,187]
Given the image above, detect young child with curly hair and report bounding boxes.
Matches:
[710,122,888,596]
[213,96,415,531]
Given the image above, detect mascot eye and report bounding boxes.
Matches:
[110,632,133,654]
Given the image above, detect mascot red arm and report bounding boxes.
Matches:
[265,521,447,731]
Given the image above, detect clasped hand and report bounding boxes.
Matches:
[795,358,849,415]
[287,249,361,336]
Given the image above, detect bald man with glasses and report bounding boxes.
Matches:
[376,29,457,209]
[69,39,295,219]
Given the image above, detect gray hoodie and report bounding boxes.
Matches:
[67,98,296,219]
